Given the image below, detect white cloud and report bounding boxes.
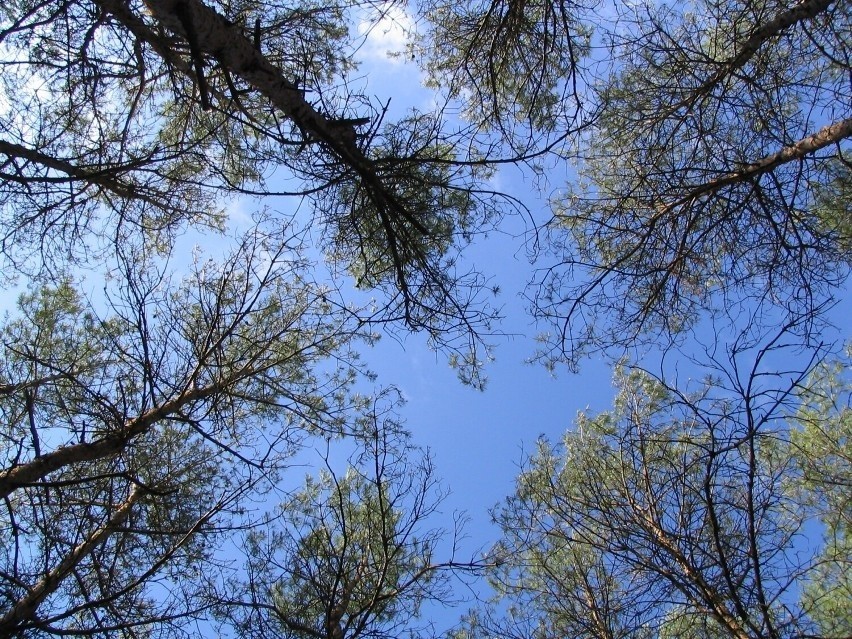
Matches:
[356,5,415,65]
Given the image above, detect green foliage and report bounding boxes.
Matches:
[321,111,502,377]
[0,0,501,354]
[536,0,851,362]
[0,226,379,635]
[419,0,592,142]
[792,359,852,635]
[1,0,502,632]
[473,352,852,639]
[0,281,228,634]
[229,418,456,639]
[269,469,422,635]
[327,114,474,292]
[812,160,852,259]
[1,0,850,636]
[657,606,729,639]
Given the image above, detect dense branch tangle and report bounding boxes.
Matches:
[0,232,370,635]
[221,414,483,639]
[0,1,501,630]
[470,324,850,639]
[419,0,593,151]
[534,0,852,364]
[103,0,369,164]
[99,0,498,341]
[0,0,501,358]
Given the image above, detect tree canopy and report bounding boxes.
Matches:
[531,0,851,363]
[222,407,472,639]
[469,330,851,639]
[0,0,849,636]
[0,0,509,360]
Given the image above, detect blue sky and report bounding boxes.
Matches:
[2,3,847,634]
[323,10,852,628]
[327,4,617,542]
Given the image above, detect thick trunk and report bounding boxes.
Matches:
[95,0,425,237]
[96,0,371,170]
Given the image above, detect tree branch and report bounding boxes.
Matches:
[0,485,142,634]
[655,117,852,216]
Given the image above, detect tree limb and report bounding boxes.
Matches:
[0,485,142,634]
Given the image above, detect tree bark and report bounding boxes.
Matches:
[96,0,371,169]
[656,117,852,216]
[661,0,836,118]
[0,383,211,499]
[0,485,142,634]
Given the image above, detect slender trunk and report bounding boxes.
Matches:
[641,515,754,639]
[0,383,210,499]
[660,0,835,118]
[714,0,834,84]
[656,117,852,215]
[0,485,142,634]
